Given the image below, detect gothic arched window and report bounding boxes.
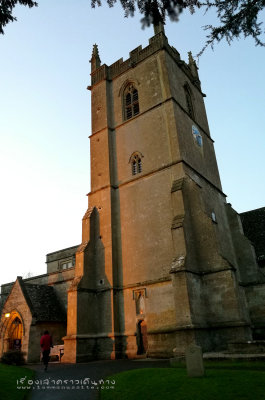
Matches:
[184,84,194,120]
[130,152,143,176]
[124,84,139,120]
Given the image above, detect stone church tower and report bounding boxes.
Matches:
[62,27,261,362]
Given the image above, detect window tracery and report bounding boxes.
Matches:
[130,153,142,176]
[124,84,139,120]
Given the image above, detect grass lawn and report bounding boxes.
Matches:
[0,364,35,400]
[100,361,265,400]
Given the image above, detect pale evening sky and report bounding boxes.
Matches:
[0,0,264,285]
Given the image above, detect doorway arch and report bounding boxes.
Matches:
[3,311,24,352]
[8,316,23,350]
[136,319,148,355]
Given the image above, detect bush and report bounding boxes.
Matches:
[0,350,26,366]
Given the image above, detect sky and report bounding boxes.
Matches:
[0,0,264,285]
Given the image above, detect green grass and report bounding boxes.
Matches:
[100,361,265,400]
[0,364,35,400]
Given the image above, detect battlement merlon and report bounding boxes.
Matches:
[88,31,203,94]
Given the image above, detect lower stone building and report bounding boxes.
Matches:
[0,246,78,362]
[239,207,265,340]
[241,208,265,269]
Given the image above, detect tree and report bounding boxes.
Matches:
[97,0,265,53]
[199,0,265,55]
[1,0,264,54]
[22,271,34,279]
[0,0,38,34]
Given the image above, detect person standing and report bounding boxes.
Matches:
[40,330,53,371]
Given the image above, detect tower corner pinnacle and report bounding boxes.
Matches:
[153,20,165,36]
[90,44,101,73]
[188,51,201,87]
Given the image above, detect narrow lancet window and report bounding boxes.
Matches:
[184,84,194,120]
[132,160,137,175]
[137,157,142,173]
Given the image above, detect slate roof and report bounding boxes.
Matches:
[20,280,66,322]
[240,207,265,262]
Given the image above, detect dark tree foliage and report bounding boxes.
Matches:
[0,0,38,34]
[0,0,264,54]
[91,0,265,53]
[92,0,201,25]
[200,0,265,54]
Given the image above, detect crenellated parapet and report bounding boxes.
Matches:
[90,31,202,92]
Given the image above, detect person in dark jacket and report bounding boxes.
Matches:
[40,330,53,371]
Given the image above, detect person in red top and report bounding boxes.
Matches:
[40,330,53,371]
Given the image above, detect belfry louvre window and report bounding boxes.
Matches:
[124,85,139,120]
[184,84,194,120]
[131,154,142,175]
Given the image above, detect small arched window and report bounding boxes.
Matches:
[184,84,194,120]
[130,153,143,176]
[124,84,139,120]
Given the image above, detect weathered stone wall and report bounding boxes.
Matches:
[28,322,66,363]
[226,204,261,283]
[240,208,265,269]
[224,204,265,339]
[244,283,265,339]
[46,245,79,274]
[0,284,13,315]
